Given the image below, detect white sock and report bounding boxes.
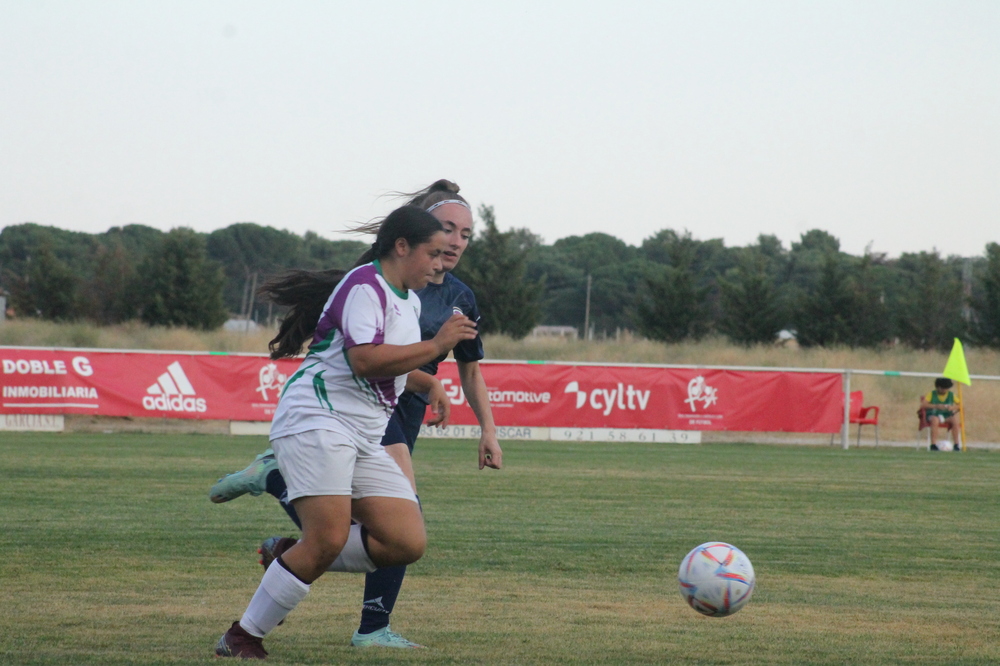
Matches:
[327,523,376,573]
[240,559,310,637]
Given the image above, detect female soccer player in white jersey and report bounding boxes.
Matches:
[215,205,478,659]
[210,180,502,649]
[209,179,503,648]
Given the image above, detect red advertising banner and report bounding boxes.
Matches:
[0,348,843,433]
[0,348,298,421]
[435,362,843,433]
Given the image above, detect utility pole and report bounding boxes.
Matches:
[244,271,258,330]
[583,274,592,340]
[963,258,973,322]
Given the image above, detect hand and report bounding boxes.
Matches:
[479,433,503,470]
[432,313,478,355]
[425,379,451,428]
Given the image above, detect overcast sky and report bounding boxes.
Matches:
[1,1,997,258]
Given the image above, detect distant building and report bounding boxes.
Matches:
[776,329,798,347]
[531,325,578,339]
[223,318,259,332]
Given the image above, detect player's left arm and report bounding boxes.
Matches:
[457,360,502,470]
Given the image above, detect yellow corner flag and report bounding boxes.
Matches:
[942,338,971,386]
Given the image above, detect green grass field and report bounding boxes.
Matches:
[3,434,999,665]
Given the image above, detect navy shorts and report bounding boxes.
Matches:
[380,391,427,453]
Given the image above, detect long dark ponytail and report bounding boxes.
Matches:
[259,268,347,359]
[260,205,443,359]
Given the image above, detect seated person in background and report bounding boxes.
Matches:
[920,377,961,451]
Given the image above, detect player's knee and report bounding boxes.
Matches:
[303,529,349,568]
[397,531,426,564]
[385,526,426,564]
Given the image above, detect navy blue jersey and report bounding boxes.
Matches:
[378,274,484,445]
[415,272,484,375]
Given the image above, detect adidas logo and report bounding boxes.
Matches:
[142,361,207,413]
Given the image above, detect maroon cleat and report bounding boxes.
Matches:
[215,621,267,659]
[258,536,298,572]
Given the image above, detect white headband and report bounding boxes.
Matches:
[425,199,470,214]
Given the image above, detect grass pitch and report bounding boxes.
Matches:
[2,434,999,665]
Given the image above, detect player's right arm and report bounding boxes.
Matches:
[348,314,477,378]
[405,369,450,427]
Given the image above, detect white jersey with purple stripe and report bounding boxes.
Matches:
[269,261,422,451]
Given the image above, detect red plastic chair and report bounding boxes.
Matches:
[832,390,880,447]
[851,391,880,447]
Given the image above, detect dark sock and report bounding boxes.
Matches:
[264,469,285,499]
[358,565,407,634]
[355,494,420,634]
[265,470,302,529]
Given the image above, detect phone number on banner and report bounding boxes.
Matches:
[418,424,701,444]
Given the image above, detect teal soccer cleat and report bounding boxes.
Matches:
[352,626,425,649]
[209,450,278,503]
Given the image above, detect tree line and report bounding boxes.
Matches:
[0,223,365,331]
[519,226,1000,350]
[1,213,998,350]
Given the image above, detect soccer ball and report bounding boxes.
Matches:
[678,542,755,617]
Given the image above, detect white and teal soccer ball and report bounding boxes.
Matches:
[678,542,755,617]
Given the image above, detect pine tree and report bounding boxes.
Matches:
[207,223,312,316]
[24,243,77,320]
[636,264,706,342]
[794,251,853,347]
[452,205,541,339]
[973,242,1000,348]
[718,251,786,346]
[139,228,227,330]
[84,240,139,324]
[843,254,890,348]
[895,251,965,350]
[636,230,712,343]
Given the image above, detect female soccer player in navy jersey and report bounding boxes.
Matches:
[211,180,503,650]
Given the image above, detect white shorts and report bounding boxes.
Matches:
[271,429,417,503]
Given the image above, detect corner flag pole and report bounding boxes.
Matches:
[942,338,971,452]
[958,384,967,452]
